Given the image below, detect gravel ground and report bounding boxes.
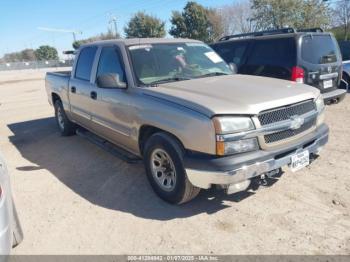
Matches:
[0,69,349,254]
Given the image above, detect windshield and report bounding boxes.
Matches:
[301,35,340,64]
[128,43,232,85]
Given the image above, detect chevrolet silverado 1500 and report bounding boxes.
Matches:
[45,38,328,204]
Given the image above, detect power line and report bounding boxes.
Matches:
[37,27,82,42]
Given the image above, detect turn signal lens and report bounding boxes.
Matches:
[216,138,259,156]
[216,141,225,156]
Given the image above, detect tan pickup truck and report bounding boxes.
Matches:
[45,38,328,204]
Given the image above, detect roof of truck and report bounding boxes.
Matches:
[82,38,202,47]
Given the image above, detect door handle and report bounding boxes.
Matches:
[71,86,76,93]
[90,91,97,100]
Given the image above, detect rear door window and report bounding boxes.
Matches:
[301,35,339,64]
[75,46,97,81]
[212,41,250,66]
[242,37,296,80]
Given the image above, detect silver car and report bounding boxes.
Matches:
[0,151,23,254]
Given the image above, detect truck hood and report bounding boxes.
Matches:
[142,74,320,117]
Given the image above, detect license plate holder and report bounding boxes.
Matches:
[323,79,333,89]
[290,150,310,172]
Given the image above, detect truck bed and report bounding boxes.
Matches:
[45,71,71,106]
[47,71,71,77]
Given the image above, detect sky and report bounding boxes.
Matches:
[0,0,235,58]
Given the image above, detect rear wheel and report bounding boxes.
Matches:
[143,133,200,204]
[54,100,76,136]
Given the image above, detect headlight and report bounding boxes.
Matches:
[213,116,258,155]
[315,95,325,126]
[216,138,259,155]
[315,95,325,113]
[213,116,255,134]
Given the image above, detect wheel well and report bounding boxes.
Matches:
[138,125,184,155]
[52,93,61,104]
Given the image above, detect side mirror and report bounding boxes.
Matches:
[229,63,238,74]
[96,73,127,89]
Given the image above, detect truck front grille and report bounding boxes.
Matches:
[258,100,316,126]
[258,100,317,145]
[264,118,316,143]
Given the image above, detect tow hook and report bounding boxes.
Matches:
[250,168,281,190]
[260,174,268,186]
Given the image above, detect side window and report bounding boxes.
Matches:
[75,46,97,81]
[247,38,296,67]
[213,41,249,66]
[96,47,126,83]
[243,38,296,80]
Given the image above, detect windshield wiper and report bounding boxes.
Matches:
[149,76,192,85]
[196,72,231,78]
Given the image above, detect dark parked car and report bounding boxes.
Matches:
[338,40,350,91]
[211,28,346,104]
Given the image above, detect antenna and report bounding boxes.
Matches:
[37,27,82,42]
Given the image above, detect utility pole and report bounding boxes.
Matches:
[108,13,118,38]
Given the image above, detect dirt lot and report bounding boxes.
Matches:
[0,69,349,254]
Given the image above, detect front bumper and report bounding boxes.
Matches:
[184,124,329,190]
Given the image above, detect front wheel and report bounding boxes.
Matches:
[143,133,200,204]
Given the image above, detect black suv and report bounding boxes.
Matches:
[211,28,346,104]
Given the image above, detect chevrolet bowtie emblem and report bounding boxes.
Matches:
[290,115,304,130]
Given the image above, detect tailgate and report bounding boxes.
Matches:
[299,34,342,93]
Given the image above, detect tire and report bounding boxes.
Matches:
[143,132,200,204]
[54,100,76,136]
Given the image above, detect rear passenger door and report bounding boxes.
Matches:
[241,38,296,80]
[69,46,98,128]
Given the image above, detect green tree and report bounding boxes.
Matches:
[297,0,332,29]
[124,12,166,38]
[34,45,58,61]
[251,0,331,30]
[169,1,222,43]
[72,30,119,49]
[333,0,350,40]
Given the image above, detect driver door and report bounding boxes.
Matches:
[89,45,134,151]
